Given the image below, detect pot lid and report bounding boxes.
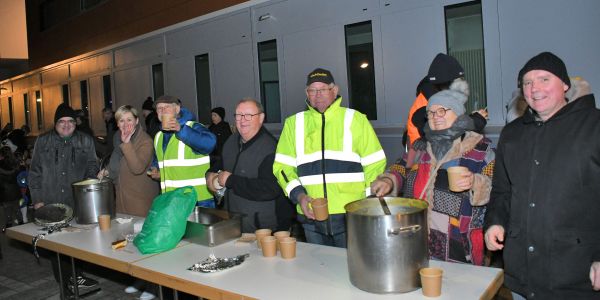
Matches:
[344,197,428,216]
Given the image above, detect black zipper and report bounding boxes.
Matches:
[320,112,332,235]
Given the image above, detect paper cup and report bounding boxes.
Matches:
[447,166,469,192]
[311,198,329,221]
[255,228,272,249]
[279,237,297,259]
[98,214,111,231]
[420,267,443,297]
[274,231,290,250]
[161,113,175,130]
[261,236,277,257]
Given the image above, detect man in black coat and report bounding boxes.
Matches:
[484,52,600,299]
[206,98,294,233]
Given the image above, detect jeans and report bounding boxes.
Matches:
[512,292,526,300]
[300,213,347,248]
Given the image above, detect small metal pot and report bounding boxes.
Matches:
[71,179,115,224]
[345,197,428,294]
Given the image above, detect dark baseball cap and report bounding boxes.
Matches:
[306,68,335,86]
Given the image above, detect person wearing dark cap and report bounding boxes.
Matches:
[371,80,495,267]
[141,96,160,139]
[405,53,488,167]
[28,103,100,295]
[208,106,232,168]
[273,68,386,247]
[484,52,600,299]
[149,95,217,207]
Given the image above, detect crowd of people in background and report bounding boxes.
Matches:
[1,50,598,299]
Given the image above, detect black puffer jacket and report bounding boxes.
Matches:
[485,82,600,299]
[29,130,98,208]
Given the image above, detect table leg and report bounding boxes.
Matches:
[57,252,66,300]
[71,256,79,299]
[173,289,179,300]
[158,285,164,300]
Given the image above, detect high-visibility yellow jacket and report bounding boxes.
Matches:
[155,121,212,201]
[273,97,386,214]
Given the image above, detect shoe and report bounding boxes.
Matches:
[69,275,99,289]
[124,286,139,293]
[140,291,156,300]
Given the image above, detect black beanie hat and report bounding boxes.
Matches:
[427,53,465,84]
[306,68,335,86]
[211,107,225,120]
[54,103,77,123]
[518,52,570,89]
[142,98,154,111]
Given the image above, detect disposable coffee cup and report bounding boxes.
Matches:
[255,228,272,249]
[161,113,175,130]
[279,237,297,259]
[447,166,469,192]
[420,267,443,297]
[311,198,329,221]
[261,236,277,257]
[98,214,111,231]
[274,231,290,250]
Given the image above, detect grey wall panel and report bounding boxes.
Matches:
[281,24,348,120]
[380,4,445,126]
[113,66,153,114]
[70,53,112,80]
[41,66,69,86]
[166,11,252,58]
[165,56,198,119]
[211,42,256,125]
[114,37,164,67]
[497,0,600,107]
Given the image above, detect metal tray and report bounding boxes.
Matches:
[183,207,242,247]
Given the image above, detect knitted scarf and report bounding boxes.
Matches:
[423,114,475,160]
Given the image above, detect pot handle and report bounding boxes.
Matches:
[388,225,421,236]
[84,187,102,192]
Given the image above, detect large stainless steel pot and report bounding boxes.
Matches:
[71,179,115,224]
[345,197,428,294]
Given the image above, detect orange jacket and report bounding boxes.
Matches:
[406,92,428,145]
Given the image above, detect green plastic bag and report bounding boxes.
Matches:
[134,186,197,254]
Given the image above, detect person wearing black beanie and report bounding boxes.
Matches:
[485,52,600,299]
[208,106,232,168]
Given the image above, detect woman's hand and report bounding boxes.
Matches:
[121,123,135,143]
[454,170,474,191]
[371,177,393,197]
[97,169,109,179]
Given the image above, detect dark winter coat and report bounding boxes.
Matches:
[208,121,232,160]
[29,130,98,208]
[212,126,294,233]
[484,83,600,299]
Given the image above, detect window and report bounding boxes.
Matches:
[23,93,31,128]
[35,91,43,130]
[80,80,89,112]
[445,1,486,112]
[195,54,212,125]
[257,40,281,123]
[41,0,107,31]
[345,21,377,120]
[62,84,70,104]
[152,64,164,101]
[102,75,112,109]
[8,97,14,125]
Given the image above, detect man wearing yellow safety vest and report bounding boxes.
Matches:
[149,95,216,207]
[273,68,386,247]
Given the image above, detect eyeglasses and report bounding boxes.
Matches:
[57,119,76,125]
[306,87,333,96]
[234,113,261,121]
[426,108,452,118]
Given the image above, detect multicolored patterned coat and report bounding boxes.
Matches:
[383,131,495,265]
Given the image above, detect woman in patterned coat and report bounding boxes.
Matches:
[371,80,495,265]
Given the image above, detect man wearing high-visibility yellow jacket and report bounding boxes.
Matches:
[149,95,216,207]
[273,68,386,247]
